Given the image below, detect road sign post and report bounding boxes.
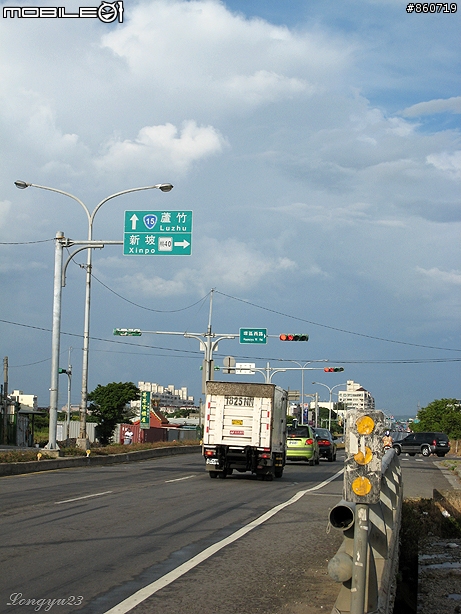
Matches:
[123,210,192,255]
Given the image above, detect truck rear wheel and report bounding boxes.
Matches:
[274,467,283,478]
[209,471,218,478]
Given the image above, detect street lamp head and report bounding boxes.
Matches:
[14,180,30,189]
[157,183,174,192]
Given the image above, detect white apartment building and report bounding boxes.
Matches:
[337,380,375,411]
[131,381,195,416]
[9,389,38,411]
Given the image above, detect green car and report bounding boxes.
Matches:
[286,424,320,466]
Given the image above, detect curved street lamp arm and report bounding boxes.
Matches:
[17,182,91,222]
[91,184,173,225]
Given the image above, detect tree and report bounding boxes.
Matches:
[316,406,338,431]
[412,398,461,439]
[88,382,140,444]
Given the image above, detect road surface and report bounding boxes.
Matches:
[0,450,455,614]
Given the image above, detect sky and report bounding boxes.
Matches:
[0,0,460,418]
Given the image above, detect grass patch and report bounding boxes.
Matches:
[0,440,200,463]
[0,450,57,463]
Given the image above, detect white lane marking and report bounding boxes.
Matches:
[165,475,195,483]
[103,469,344,614]
[55,491,113,505]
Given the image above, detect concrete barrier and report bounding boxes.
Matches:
[0,445,201,477]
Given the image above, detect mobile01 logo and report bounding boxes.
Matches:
[3,1,124,22]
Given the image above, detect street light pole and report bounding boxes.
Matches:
[48,231,66,449]
[312,382,346,431]
[286,360,328,424]
[15,180,173,448]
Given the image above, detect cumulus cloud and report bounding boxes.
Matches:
[114,238,297,297]
[416,267,461,286]
[0,88,84,159]
[426,151,461,180]
[94,120,226,175]
[100,0,352,114]
[401,96,461,117]
[221,70,313,106]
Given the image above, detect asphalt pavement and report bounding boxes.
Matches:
[0,449,459,614]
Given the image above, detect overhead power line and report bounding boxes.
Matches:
[215,290,461,353]
[90,273,210,313]
[3,317,460,368]
[0,238,55,244]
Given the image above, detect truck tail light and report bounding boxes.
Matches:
[204,449,215,457]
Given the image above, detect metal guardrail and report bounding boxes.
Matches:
[328,448,403,614]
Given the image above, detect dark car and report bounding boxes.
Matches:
[392,432,450,457]
[313,427,337,462]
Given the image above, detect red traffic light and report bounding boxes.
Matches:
[279,334,309,341]
[324,367,344,372]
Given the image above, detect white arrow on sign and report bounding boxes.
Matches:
[130,214,139,230]
[174,239,190,249]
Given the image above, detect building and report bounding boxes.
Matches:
[3,390,43,446]
[131,382,196,417]
[337,380,375,412]
[10,389,38,411]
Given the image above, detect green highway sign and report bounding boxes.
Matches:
[239,328,267,344]
[123,210,192,256]
[140,390,151,429]
[113,328,142,336]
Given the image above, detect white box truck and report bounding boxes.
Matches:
[202,381,287,480]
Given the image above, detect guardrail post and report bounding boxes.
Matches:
[351,503,369,613]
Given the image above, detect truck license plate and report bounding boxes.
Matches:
[206,458,219,465]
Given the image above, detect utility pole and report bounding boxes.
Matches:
[2,357,8,444]
[114,290,239,396]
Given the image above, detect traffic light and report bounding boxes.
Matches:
[58,368,68,374]
[279,334,309,341]
[344,409,384,504]
[324,367,344,372]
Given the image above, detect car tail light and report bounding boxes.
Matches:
[433,439,437,446]
[318,439,331,446]
[305,438,313,445]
